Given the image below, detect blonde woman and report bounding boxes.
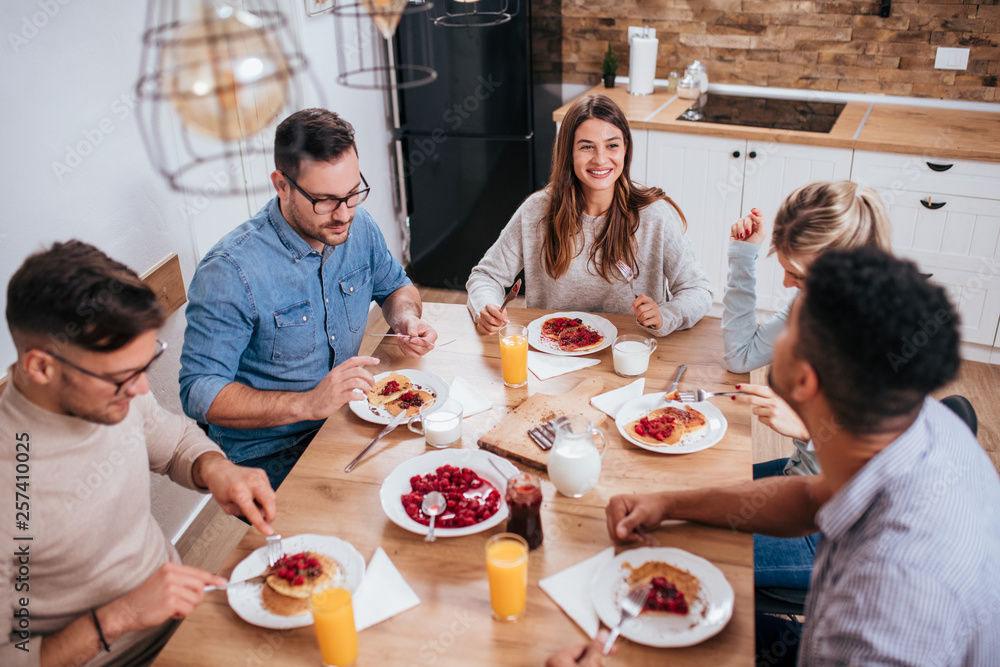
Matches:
[467,94,711,336]
[723,181,892,592]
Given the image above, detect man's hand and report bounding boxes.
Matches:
[606,493,669,544]
[733,383,811,441]
[546,630,616,666]
[301,356,380,420]
[729,207,766,245]
[631,295,663,330]
[393,316,438,358]
[194,452,276,535]
[476,303,509,335]
[102,562,225,639]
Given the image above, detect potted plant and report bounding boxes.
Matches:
[601,42,619,88]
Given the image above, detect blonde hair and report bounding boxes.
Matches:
[770,181,892,274]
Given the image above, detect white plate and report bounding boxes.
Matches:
[379,449,518,538]
[527,312,617,357]
[614,393,728,454]
[591,547,734,648]
[349,369,450,425]
[226,533,366,629]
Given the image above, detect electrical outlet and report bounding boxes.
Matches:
[935,47,970,70]
[627,26,656,41]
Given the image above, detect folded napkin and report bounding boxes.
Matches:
[352,547,420,631]
[449,376,492,417]
[538,547,615,638]
[590,379,645,419]
[528,351,601,381]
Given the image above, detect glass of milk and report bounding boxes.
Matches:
[547,417,607,498]
[612,334,657,377]
[408,398,464,448]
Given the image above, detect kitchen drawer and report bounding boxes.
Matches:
[877,190,1000,265]
[853,150,1000,202]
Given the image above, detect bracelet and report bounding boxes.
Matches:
[90,608,111,652]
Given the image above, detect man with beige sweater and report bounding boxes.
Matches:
[1,241,276,667]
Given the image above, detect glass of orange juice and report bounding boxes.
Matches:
[309,587,358,666]
[485,532,529,621]
[499,324,528,388]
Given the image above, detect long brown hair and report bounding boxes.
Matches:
[543,94,686,281]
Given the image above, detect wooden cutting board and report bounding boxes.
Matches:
[477,377,607,470]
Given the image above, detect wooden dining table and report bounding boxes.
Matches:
[155,304,754,666]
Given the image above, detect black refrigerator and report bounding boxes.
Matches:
[390,1,534,289]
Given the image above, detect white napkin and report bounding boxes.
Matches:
[449,376,492,417]
[590,379,645,419]
[528,351,601,381]
[352,547,420,631]
[538,547,615,638]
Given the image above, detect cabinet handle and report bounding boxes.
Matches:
[926,162,953,172]
[748,151,757,159]
[920,197,946,210]
[732,151,741,158]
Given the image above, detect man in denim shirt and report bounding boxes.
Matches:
[180,109,437,488]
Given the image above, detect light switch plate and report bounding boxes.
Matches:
[935,47,970,70]
[627,26,656,41]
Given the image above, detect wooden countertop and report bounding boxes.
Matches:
[554,85,1000,162]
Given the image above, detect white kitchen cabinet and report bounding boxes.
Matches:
[644,131,853,313]
[854,150,1000,349]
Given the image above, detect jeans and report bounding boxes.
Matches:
[753,457,820,590]
[755,613,803,667]
[238,428,319,492]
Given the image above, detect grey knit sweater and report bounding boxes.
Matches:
[466,191,712,337]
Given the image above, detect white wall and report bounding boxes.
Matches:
[0,0,402,539]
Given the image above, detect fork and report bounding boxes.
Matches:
[603,582,652,655]
[676,389,750,403]
[366,334,456,348]
[204,534,283,592]
[614,260,639,297]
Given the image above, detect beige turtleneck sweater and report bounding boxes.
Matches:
[1,377,220,667]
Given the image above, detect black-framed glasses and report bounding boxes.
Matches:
[280,171,370,215]
[43,340,168,396]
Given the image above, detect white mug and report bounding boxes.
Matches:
[408,398,463,448]
[612,334,657,378]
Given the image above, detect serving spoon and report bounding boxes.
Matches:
[422,491,446,542]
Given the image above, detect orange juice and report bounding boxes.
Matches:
[485,533,528,621]
[309,588,358,666]
[499,325,528,388]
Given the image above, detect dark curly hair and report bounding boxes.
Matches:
[6,240,165,353]
[796,247,960,434]
[274,108,356,179]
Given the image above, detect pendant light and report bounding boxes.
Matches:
[136,0,311,194]
[432,0,516,27]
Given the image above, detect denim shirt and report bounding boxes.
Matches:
[179,197,411,462]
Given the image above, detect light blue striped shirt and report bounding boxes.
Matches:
[800,398,1000,665]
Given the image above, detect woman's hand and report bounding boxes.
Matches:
[729,207,766,245]
[732,383,811,441]
[631,295,662,330]
[476,304,509,335]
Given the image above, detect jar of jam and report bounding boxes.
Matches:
[505,472,543,550]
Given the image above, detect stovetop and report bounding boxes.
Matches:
[677,94,847,133]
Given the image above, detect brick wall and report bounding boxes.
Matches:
[534,0,998,101]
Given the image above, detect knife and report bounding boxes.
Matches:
[667,365,687,394]
[345,411,407,472]
[499,279,522,311]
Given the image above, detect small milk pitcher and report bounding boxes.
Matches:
[547,416,607,498]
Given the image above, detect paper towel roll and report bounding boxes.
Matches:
[628,35,658,96]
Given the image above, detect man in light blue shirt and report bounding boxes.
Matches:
[180,109,437,488]
[606,247,1000,665]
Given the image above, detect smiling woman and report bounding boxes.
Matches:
[466,93,712,338]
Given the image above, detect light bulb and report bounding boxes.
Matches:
[360,0,408,39]
[161,3,289,141]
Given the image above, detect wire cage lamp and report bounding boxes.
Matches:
[432,0,516,28]
[136,0,312,195]
[333,0,437,90]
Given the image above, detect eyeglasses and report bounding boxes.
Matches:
[43,340,168,396]
[280,171,370,215]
